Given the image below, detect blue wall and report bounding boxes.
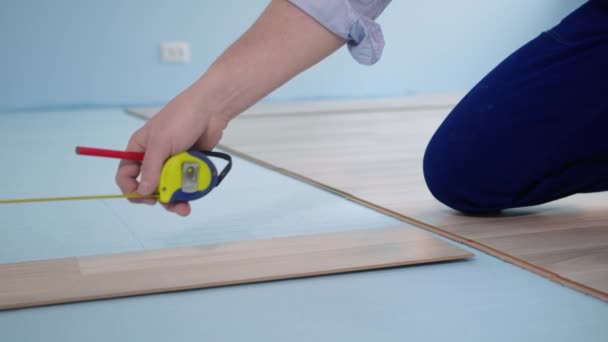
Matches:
[0,0,586,112]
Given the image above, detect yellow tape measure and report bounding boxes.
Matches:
[0,147,232,205]
[0,193,158,205]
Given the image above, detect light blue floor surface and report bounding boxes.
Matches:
[0,109,606,341]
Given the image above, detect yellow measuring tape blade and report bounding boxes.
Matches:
[0,193,158,204]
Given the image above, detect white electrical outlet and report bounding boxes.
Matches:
[160,41,190,64]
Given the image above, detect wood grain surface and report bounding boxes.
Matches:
[213,107,608,301]
[0,226,472,310]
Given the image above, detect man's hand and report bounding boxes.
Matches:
[115,0,344,216]
[116,90,228,216]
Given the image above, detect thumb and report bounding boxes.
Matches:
[137,140,171,195]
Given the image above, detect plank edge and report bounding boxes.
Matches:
[0,252,471,311]
[217,145,608,302]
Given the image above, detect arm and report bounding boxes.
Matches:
[116,0,345,216]
[193,0,347,124]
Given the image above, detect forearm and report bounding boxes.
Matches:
[187,0,345,121]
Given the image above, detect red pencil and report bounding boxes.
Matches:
[75,146,145,161]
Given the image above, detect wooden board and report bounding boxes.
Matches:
[0,226,472,310]
[125,93,463,119]
[194,106,608,301]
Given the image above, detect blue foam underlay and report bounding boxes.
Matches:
[0,109,605,341]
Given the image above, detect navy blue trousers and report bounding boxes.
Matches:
[423,0,608,213]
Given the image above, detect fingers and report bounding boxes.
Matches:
[116,159,140,194]
[116,141,142,194]
[137,136,172,196]
[161,202,192,217]
[119,160,157,205]
[116,129,157,204]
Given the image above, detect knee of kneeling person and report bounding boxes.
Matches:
[422,142,505,214]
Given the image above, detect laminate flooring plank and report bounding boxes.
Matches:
[196,107,608,300]
[0,226,472,310]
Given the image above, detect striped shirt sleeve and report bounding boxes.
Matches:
[288,0,391,65]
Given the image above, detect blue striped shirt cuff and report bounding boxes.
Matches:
[288,0,391,65]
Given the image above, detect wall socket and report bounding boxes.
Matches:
[160,41,190,64]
